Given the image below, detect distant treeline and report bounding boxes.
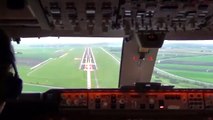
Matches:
[163,43,213,49]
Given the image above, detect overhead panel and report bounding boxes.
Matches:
[1,0,213,38]
[39,0,120,35]
[0,0,39,28]
[40,0,213,33]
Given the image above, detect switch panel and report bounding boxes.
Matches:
[58,89,213,111]
[39,0,213,33]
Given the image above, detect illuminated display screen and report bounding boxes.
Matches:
[151,40,213,88]
[13,37,123,92]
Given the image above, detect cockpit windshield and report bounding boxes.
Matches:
[13,38,213,93]
[151,40,213,88]
[13,37,123,92]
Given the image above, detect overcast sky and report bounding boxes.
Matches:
[164,40,213,44]
[14,37,213,45]
[19,37,123,45]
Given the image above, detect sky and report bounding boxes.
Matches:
[13,37,213,45]
[19,37,123,45]
[164,40,213,44]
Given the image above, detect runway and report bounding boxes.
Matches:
[79,48,98,88]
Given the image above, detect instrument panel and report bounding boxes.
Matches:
[3,89,213,120]
[45,89,213,111]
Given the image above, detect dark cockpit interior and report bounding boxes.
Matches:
[1,0,213,120]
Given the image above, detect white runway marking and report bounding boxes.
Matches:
[100,47,120,64]
[30,58,53,70]
[27,58,53,76]
[80,48,99,88]
[87,64,92,89]
[59,53,68,58]
[90,48,98,69]
[79,48,87,69]
[86,51,92,89]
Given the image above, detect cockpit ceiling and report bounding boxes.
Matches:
[1,0,213,40]
[0,0,38,27]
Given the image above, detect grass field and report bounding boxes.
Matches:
[168,55,213,62]
[151,75,200,88]
[14,44,122,92]
[151,41,213,88]
[92,48,120,88]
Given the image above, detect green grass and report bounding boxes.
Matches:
[14,45,74,60]
[155,54,213,85]
[162,69,213,83]
[112,52,122,60]
[156,51,202,60]
[23,84,50,92]
[16,46,121,92]
[92,48,120,88]
[157,54,193,60]
[15,47,59,59]
[25,48,87,88]
[103,47,122,60]
[156,64,213,70]
[17,48,87,92]
[151,75,201,88]
[155,61,213,84]
[169,55,213,62]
